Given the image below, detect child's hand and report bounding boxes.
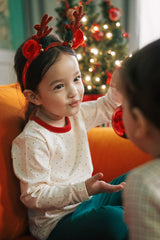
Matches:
[85,172,126,196]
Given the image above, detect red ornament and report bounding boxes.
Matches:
[122,32,129,38]
[112,105,126,138]
[93,31,104,41]
[105,70,112,85]
[108,7,121,21]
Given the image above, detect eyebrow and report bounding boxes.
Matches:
[49,70,81,87]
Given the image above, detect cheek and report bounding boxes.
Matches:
[78,82,85,98]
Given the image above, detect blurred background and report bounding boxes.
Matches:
[0,0,160,89]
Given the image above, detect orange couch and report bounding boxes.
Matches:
[0,83,151,240]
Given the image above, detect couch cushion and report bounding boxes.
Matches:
[88,127,152,182]
[0,83,30,239]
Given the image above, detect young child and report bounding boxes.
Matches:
[118,39,160,240]
[11,8,128,240]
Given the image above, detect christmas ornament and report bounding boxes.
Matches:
[122,32,129,38]
[112,105,126,138]
[108,7,121,22]
[105,70,112,85]
[93,31,104,41]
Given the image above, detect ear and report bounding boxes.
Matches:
[23,89,41,106]
[132,107,149,139]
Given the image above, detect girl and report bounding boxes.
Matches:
[12,9,128,240]
[118,39,160,239]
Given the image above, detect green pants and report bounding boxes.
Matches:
[47,173,128,240]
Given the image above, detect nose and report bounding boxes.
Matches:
[68,84,77,98]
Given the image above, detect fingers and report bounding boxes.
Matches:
[111,182,126,192]
[92,172,103,181]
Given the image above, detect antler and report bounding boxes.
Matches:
[65,6,86,33]
[32,14,53,41]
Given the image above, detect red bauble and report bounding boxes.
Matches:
[105,70,112,85]
[112,105,126,138]
[108,7,121,21]
[122,32,129,38]
[93,31,104,41]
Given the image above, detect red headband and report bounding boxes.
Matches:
[22,6,85,89]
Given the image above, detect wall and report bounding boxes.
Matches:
[0,49,16,85]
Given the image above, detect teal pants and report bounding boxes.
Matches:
[47,173,128,240]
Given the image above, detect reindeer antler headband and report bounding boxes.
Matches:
[22,6,85,89]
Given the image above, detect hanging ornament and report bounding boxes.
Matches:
[112,105,126,138]
[122,32,129,38]
[108,7,121,22]
[105,70,112,84]
[93,31,105,41]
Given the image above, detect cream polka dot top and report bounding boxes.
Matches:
[12,88,120,240]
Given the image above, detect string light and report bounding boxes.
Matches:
[89,67,93,72]
[103,24,109,30]
[82,16,87,23]
[90,58,94,63]
[116,22,121,27]
[84,35,87,41]
[111,51,116,56]
[77,53,82,60]
[93,26,99,32]
[90,48,98,55]
[87,85,92,90]
[95,77,100,82]
[106,32,113,39]
[101,85,106,90]
[115,60,121,66]
[85,76,91,81]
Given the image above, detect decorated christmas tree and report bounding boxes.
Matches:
[55,0,128,97]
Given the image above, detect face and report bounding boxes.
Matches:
[35,53,84,121]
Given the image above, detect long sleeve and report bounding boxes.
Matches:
[80,86,121,131]
[12,132,90,211]
[123,160,160,240]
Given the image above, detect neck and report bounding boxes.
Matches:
[36,110,66,128]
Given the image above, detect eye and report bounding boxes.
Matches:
[74,76,81,82]
[54,84,64,90]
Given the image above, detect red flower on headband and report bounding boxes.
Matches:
[22,39,41,60]
[72,29,84,49]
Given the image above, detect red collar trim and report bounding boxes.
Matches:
[30,115,71,133]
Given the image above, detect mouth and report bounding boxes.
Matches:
[69,100,80,108]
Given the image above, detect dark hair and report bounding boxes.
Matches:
[120,39,160,129]
[14,33,77,123]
